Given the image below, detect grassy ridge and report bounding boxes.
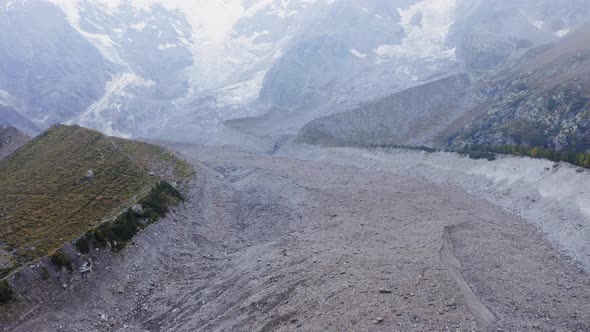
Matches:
[110,137,193,180]
[0,125,190,277]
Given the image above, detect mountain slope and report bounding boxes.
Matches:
[0,106,39,136]
[450,23,590,150]
[0,1,112,128]
[258,0,459,110]
[296,74,473,147]
[296,22,590,153]
[0,125,190,278]
[0,127,29,160]
[449,0,590,72]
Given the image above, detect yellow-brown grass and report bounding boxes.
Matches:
[0,125,190,276]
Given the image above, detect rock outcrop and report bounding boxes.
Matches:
[451,23,590,150]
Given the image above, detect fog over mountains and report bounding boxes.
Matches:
[1,0,589,144]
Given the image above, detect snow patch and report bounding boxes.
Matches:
[0,90,11,100]
[0,89,15,107]
[213,71,267,109]
[130,22,146,30]
[78,30,128,66]
[1,0,22,10]
[349,49,367,59]
[374,0,457,62]
[49,0,129,66]
[554,28,570,38]
[531,20,544,30]
[73,73,155,137]
[158,43,177,50]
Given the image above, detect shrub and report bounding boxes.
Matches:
[0,279,13,304]
[50,252,72,272]
[97,209,142,251]
[138,181,184,220]
[463,150,496,161]
[513,82,528,92]
[86,181,184,252]
[40,267,50,280]
[75,236,91,254]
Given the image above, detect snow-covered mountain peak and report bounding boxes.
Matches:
[3,0,590,142]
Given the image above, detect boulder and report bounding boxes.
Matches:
[79,260,92,274]
[132,204,144,216]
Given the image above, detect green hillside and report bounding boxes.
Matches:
[0,125,191,276]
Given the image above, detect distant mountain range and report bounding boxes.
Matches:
[298,22,590,152]
[2,0,589,145]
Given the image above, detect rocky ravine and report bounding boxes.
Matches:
[4,144,590,331]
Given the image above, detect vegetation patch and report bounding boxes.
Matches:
[461,144,590,168]
[40,266,50,280]
[50,251,73,272]
[80,181,184,252]
[0,279,12,304]
[75,236,90,254]
[368,144,439,153]
[461,150,497,161]
[367,141,590,168]
[0,125,191,276]
[498,120,546,146]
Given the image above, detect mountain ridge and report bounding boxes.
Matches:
[4,0,589,141]
[0,124,190,279]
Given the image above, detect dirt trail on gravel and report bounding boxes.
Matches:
[7,144,590,331]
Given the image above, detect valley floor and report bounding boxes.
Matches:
[6,144,590,331]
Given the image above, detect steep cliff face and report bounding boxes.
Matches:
[451,23,590,150]
[296,74,473,147]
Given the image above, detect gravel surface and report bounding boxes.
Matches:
[5,144,590,331]
[280,144,590,271]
